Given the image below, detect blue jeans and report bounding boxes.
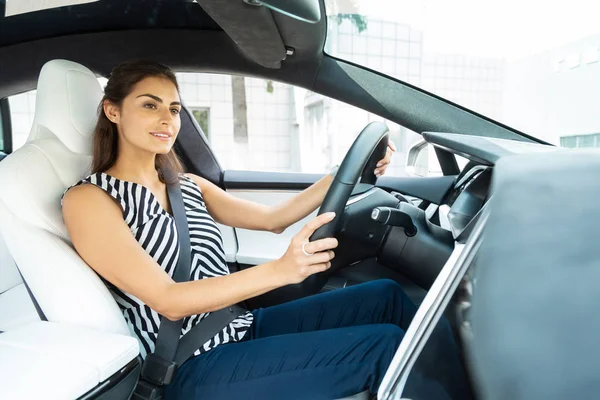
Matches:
[164,279,461,399]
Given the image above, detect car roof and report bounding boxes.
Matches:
[0,0,326,97]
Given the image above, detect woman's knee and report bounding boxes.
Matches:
[369,279,408,305]
[382,323,404,338]
[372,279,417,328]
[377,278,403,293]
[369,324,405,352]
[344,323,404,353]
[362,278,402,295]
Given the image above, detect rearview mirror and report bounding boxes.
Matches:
[243,0,321,24]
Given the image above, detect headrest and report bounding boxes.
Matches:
[27,59,103,155]
[0,59,104,239]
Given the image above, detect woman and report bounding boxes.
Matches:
[61,60,441,400]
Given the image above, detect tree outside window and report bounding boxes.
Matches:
[191,107,210,141]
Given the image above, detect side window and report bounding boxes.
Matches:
[409,143,443,177]
[7,90,37,152]
[0,100,5,152]
[177,72,431,177]
[2,74,462,177]
[410,144,471,177]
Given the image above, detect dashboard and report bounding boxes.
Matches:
[434,166,491,241]
[445,166,492,239]
[377,133,561,398]
[422,132,557,240]
[422,131,559,166]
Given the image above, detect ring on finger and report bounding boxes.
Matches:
[302,242,314,256]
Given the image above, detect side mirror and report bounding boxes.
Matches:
[406,139,442,177]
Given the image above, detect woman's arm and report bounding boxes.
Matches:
[188,173,332,234]
[262,174,332,233]
[62,184,336,321]
[191,140,396,234]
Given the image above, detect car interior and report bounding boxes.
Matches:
[0,1,564,399]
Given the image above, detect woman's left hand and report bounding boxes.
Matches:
[374,141,397,178]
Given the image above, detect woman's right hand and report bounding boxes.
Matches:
[276,212,339,285]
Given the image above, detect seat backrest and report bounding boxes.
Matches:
[0,153,19,294]
[0,233,21,295]
[0,60,129,336]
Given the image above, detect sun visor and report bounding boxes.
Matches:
[197,1,286,69]
[470,150,600,399]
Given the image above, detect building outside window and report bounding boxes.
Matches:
[560,133,600,148]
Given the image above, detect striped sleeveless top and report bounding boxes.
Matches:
[62,172,254,359]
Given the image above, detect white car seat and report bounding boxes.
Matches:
[0,233,41,331]
[0,59,140,399]
[0,59,130,336]
[0,59,370,400]
[0,238,40,331]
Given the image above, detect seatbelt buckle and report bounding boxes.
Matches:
[132,379,164,400]
[141,354,178,386]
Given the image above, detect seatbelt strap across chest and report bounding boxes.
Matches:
[139,175,243,389]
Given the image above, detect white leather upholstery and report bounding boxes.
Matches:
[0,232,21,293]
[0,59,129,336]
[0,321,138,399]
[29,59,103,155]
[0,233,40,331]
[0,344,97,400]
[0,283,40,331]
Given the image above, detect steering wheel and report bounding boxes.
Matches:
[300,121,390,294]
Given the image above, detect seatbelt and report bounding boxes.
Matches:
[134,175,244,399]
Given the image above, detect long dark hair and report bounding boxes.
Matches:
[91,60,185,184]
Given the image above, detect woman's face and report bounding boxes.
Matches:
[106,76,182,155]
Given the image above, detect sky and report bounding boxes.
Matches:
[334,0,600,60]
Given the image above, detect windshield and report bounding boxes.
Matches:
[324,0,600,148]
